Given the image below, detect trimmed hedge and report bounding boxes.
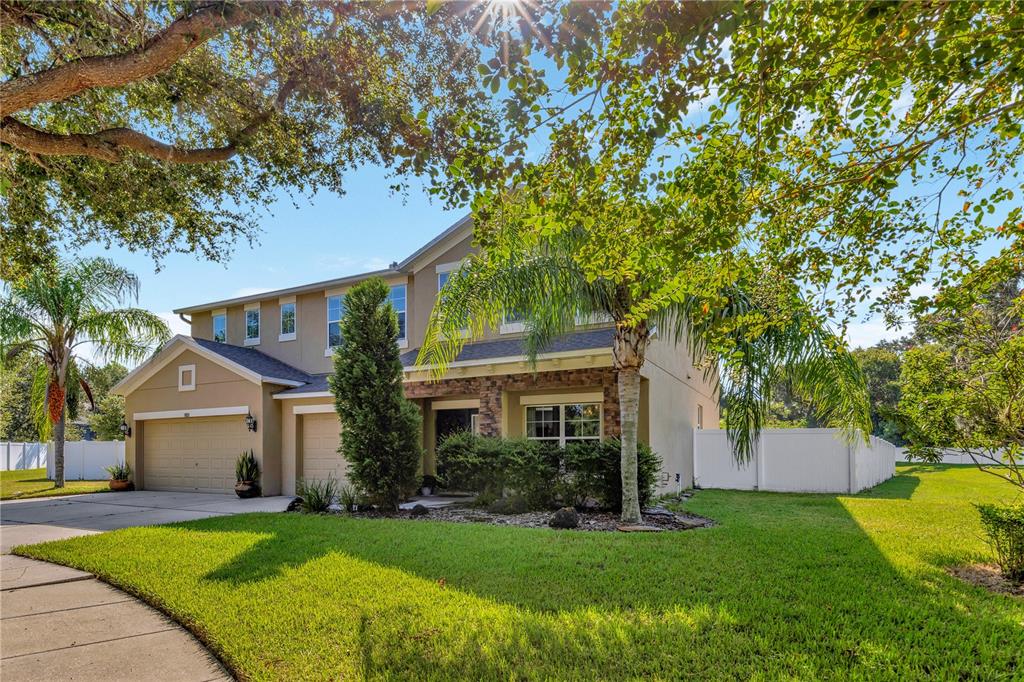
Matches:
[976,502,1024,582]
[437,433,661,511]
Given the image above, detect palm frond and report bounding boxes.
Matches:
[75,308,171,365]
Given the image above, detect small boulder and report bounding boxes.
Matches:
[410,503,430,517]
[549,506,579,529]
[286,497,303,512]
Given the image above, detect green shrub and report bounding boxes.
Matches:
[437,435,662,512]
[503,438,561,509]
[976,503,1024,582]
[296,477,338,513]
[331,277,421,510]
[562,439,661,511]
[437,431,508,495]
[235,449,260,483]
[487,494,530,515]
[104,460,131,481]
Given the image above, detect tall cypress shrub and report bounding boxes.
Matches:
[329,277,422,510]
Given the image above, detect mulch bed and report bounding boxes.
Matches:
[323,504,714,532]
[947,563,1024,598]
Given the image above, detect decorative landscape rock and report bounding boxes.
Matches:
[286,497,303,512]
[410,504,430,517]
[617,524,664,532]
[549,507,579,529]
[642,506,675,519]
[337,503,712,532]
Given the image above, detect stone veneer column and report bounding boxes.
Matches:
[602,380,621,438]
[477,378,504,437]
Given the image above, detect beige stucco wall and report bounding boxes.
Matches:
[120,349,293,493]
[640,335,720,491]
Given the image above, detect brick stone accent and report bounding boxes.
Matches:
[404,368,621,438]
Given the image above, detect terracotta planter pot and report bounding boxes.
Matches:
[235,482,261,499]
[109,479,134,492]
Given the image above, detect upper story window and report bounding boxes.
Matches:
[327,294,345,350]
[212,310,226,343]
[244,303,260,346]
[389,284,407,343]
[437,270,450,292]
[279,297,296,342]
[697,404,704,430]
[525,403,601,447]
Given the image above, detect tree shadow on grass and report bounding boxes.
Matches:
[853,471,921,499]
[174,491,1024,678]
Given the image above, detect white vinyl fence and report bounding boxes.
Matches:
[1,442,49,471]
[896,447,1024,465]
[694,429,896,494]
[45,440,125,480]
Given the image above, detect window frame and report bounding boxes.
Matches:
[524,402,602,447]
[279,297,296,342]
[177,364,196,392]
[325,293,345,355]
[211,309,226,343]
[389,284,407,347]
[697,403,704,430]
[243,304,260,346]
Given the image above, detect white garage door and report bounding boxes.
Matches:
[302,413,346,484]
[144,416,249,493]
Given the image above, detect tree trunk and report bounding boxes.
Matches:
[53,404,66,488]
[612,323,650,525]
[617,366,643,524]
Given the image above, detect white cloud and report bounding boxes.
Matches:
[314,255,390,274]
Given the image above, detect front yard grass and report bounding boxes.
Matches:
[1,468,109,500]
[15,464,1024,680]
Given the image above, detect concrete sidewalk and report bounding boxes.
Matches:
[1,491,291,681]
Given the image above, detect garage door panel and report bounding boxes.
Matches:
[144,416,249,493]
[302,413,347,485]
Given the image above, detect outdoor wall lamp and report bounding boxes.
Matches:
[245,411,258,432]
[119,419,132,438]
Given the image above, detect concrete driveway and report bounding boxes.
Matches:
[1,491,291,681]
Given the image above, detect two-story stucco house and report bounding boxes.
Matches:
[113,216,719,496]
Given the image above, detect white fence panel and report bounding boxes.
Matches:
[694,429,895,494]
[1,442,49,471]
[46,440,125,480]
[895,447,1024,465]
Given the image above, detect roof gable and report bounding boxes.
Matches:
[113,335,311,396]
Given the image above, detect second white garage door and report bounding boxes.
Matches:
[144,415,250,493]
[301,412,347,484]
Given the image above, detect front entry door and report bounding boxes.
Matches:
[435,408,479,447]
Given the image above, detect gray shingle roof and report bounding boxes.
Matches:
[275,374,332,396]
[193,338,313,384]
[399,328,614,367]
[272,328,614,397]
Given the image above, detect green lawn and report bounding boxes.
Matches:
[14,465,1023,680]
[1,468,109,500]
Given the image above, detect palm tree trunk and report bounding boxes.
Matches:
[617,366,642,524]
[53,404,66,488]
[613,323,649,525]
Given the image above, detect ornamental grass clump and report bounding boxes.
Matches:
[297,478,339,514]
[104,460,131,481]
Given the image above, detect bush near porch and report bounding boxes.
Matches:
[437,433,661,511]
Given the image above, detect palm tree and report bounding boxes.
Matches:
[0,258,169,487]
[419,227,871,524]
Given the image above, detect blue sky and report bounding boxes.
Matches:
[80,157,913,358]
[79,164,466,343]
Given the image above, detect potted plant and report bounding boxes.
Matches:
[104,461,134,491]
[234,449,261,498]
